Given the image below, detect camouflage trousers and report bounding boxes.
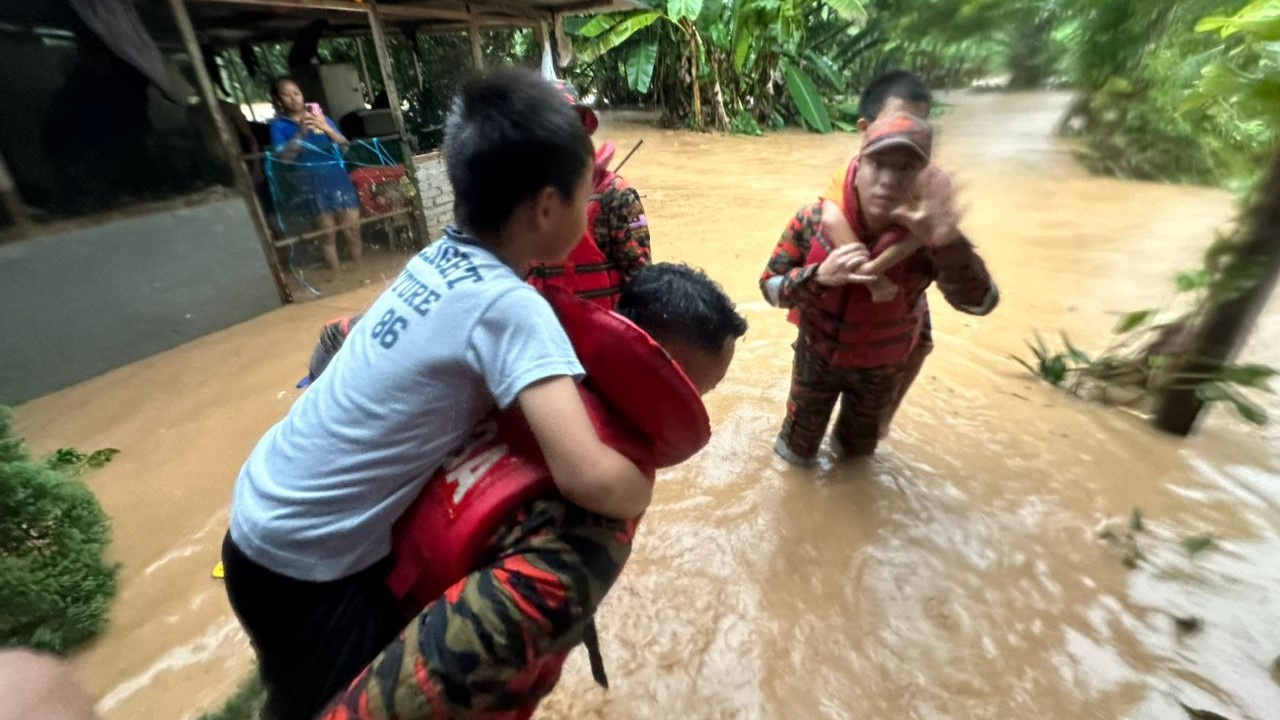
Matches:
[319,497,633,720]
[777,330,933,464]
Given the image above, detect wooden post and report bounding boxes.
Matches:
[227,51,259,122]
[535,18,555,80]
[366,1,408,144]
[355,37,375,104]
[553,12,572,69]
[468,5,485,69]
[1154,149,1280,435]
[366,0,432,247]
[0,149,32,236]
[167,0,291,303]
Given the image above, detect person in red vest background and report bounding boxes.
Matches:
[760,112,997,466]
[526,81,651,309]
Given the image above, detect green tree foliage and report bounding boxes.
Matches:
[564,0,1074,133]
[200,0,1271,179]
[1063,0,1265,186]
[0,407,119,654]
[566,0,870,132]
[1018,2,1280,426]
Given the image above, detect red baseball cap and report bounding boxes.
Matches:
[552,80,599,136]
[860,112,932,162]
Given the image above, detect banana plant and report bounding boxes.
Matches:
[573,0,708,127]
[569,0,865,133]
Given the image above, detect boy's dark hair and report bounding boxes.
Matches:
[859,70,932,121]
[617,263,748,352]
[443,68,594,237]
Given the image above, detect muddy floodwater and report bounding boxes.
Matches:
[15,90,1280,719]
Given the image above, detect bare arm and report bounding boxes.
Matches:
[760,203,870,308]
[317,116,351,147]
[518,376,652,520]
[820,199,857,248]
[819,199,883,281]
[858,235,925,276]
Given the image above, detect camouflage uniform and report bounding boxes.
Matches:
[318,497,632,720]
[781,338,912,459]
[762,202,997,464]
[593,181,651,283]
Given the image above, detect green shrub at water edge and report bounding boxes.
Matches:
[198,673,266,720]
[0,406,119,654]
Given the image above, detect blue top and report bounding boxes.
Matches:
[269,114,346,163]
[266,114,360,217]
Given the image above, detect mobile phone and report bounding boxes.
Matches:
[306,102,322,117]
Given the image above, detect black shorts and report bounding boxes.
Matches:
[220,533,407,720]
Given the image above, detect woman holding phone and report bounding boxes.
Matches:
[269,76,363,273]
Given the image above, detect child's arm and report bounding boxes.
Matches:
[819,199,857,249]
[855,235,926,302]
[472,290,650,520]
[819,199,881,281]
[519,376,652,520]
[822,190,926,278]
[760,204,869,308]
[858,235,924,276]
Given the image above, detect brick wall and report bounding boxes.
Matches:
[414,151,454,239]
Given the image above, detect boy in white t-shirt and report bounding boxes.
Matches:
[221,68,653,720]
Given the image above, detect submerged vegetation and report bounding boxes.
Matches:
[1017,1,1280,427]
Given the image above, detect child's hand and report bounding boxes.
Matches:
[842,273,899,302]
[867,276,899,302]
[890,166,963,248]
[815,244,873,287]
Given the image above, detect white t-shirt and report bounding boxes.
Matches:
[230,230,584,581]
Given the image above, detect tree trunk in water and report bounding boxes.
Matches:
[686,21,703,131]
[1007,14,1055,89]
[712,78,730,132]
[1056,93,1092,137]
[1153,149,1280,435]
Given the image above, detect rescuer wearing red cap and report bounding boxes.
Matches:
[760,112,999,465]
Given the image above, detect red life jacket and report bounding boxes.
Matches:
[787,160,930,368]
[384,285,711,716]
[527,143,629,310]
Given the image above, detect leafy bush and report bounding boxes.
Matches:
[0,406,119,654]
[1075,74,1222,184]
[1066,0,1274,188]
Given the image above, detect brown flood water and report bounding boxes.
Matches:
[14,90,1280,719]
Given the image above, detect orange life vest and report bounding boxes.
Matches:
[787,160,930,368]
[384,286,711,715]
[527,143,629,310]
